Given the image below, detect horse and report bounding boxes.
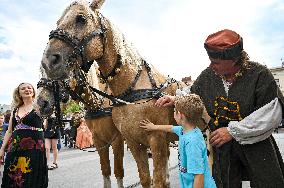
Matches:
[41,1,208,187]
[35,65,125,188]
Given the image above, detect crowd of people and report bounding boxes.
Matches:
[1,28,284,187]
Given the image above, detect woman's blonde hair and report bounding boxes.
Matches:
[12,83,36,108]
[174,94,205,126]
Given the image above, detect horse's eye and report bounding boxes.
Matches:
[76,14,86,25]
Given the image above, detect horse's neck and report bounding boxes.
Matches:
[98,23,170,96]
[84,64,111,108]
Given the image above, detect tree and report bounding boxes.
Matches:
[63,100,82,115]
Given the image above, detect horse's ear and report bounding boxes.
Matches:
[90,0,105,11]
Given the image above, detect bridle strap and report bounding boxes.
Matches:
[99,54,123,82]
[49,13,107,73]
[37,78,54,90]
[37,78,63,129]
[52,80,62,128]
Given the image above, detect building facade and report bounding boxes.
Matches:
[0,104,11,113]
[270,65,284,94]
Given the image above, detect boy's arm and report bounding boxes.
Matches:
[193,174,204,188]
[140,119,173,133]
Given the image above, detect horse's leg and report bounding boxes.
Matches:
[111,134,124,188]
[126,140,151,188]
[166,147,170,187]
[94,136,111,188]
[149,133,169,188]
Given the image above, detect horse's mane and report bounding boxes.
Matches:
[86,63,100,89]
[107,21,143,71]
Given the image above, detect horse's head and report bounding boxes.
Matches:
[35,78,70,117]
[41,0,107,80]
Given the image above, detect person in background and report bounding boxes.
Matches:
[69,112,81,148]
[0,82,48,187]
[155,29,284,187]
[76,117,93,149]
[141,94,216,188]
[0,113,8,165]
[44,114,60,170]
[0,113,8,149]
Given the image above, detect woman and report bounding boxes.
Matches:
[0,83,48,188]
[43,114,60,170]
[76,117,93,149]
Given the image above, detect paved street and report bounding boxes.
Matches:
[45,145,180,188]
[1,131,284,187]
[0,144,180,187]
[46,145,178,188]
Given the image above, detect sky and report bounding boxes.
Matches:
[0,0,284,105]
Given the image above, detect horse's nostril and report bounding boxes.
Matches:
[48,54,61,66]
[42,100,50,109]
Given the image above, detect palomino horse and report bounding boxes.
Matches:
[41,1,208,187]
[35,65,125,188]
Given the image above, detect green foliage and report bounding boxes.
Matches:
[63,101,81,114]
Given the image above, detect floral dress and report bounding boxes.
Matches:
[1,109,48,188]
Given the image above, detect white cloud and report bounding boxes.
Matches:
[114,0,284,80]
[0,14,50,104]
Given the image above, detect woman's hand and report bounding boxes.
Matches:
[140,119,157,131]
[155,95,176,107]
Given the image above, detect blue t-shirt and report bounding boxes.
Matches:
[172,126,216,188]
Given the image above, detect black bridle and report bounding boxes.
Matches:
[49,12,106,72]
[47,9,177,109]
[37,78,65,128]
[61,67,104,109]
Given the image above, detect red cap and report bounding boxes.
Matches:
[204,29,243,60]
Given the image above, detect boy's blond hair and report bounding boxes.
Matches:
[174,94,205,126]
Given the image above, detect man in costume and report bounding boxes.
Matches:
[156,29,284,188]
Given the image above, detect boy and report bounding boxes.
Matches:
[140,94,216,188]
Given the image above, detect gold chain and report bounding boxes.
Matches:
[213,96,242,126]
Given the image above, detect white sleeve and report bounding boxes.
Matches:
[227,98,282,145]
[176,85,191,96]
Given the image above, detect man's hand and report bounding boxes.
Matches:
[209,127,233,147]
[155,95,176,107]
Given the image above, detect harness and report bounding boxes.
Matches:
[42,10,181,153]
[49,12,107,73]
[37,78,64,129]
